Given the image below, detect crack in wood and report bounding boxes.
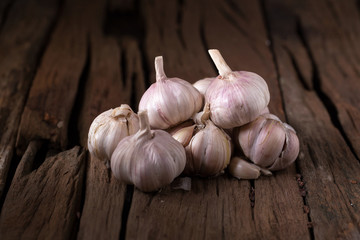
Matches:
[67,36,91,149]
[0,0,13,34]
[282,45,311,91]
[119,185,134,240]
[295,19,360,162]
[259,1,314,239]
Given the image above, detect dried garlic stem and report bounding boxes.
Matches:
[155,56,167,82]
[208,49,232,77]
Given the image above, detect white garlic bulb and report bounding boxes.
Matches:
[87,104,139,163]
[205,49,270,129]
[228,156,272,180]
[234,113,300,171]
[138,56,203,129]
[111,110,186,192]
[184,120,232,177]
[193,77,215,95]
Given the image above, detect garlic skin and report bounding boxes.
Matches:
[205,49,270,129]
[193,77,215,95]
[185,120,231,177]
[234,113,300,171]
[229,157,272,180]
[111,110,186,192]
[138,56,203,129]
[87,104,139,162]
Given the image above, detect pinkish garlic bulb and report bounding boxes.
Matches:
[233,113,300,171]
[193,77,215,95]
[205,49,270,129]
[138,56,203,129]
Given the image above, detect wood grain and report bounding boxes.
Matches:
[76,1,146,238]
[0,144,85,239]
[0,0,59,199]
[15,0,103,153]
[266,0,360,238]
[125,0,309,239]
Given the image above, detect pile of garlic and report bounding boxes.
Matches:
[88,49,300,192]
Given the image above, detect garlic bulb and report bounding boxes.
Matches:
[87,104,139,163]
[234,113,300,171]
[193,77,215,95]
[205,49,270,129]
[229,156,272,180]
[138,56,203,129]
[111,110,186,192]
[185,120,231,177]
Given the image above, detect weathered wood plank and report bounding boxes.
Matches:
[15,0,105,153]
[127,177,255,239]
[77,155,126,240]
[76,1,146,238]
[266,0,360,238]
[77,17,145,240]
[126,0,309,239]
[0,144,85,239]
[0,0,59,199]
[203,1,310,239]
[278,0,360,159]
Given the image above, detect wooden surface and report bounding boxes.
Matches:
[0,0,359,239]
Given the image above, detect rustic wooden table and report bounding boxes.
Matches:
[0,0,359,239]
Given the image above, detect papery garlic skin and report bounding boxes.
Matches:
[111,110,186,192]
[205,49,270,129]
[193,77,215,95]
[185,120,231,177]
[139,56,203,129]
[229,157,272,180]
[87,104,139,162]
[234,113,300,171]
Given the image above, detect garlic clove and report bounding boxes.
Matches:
[250,120,286,168]
[205,49,270,129]
[87,104,139,163]
[185,120,231,177]
[235,115,266,157]
[268,126,300,171]
[171,124,196,147]
[138,56,203,129]
[193,77,215,95]
[111,110,186,192]
[229,157,261,180]
[234,113,300,171]
[229,157,272,180]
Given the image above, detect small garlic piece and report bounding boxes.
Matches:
[138,56,203,129]
[111,110,186,192]
[205,49,270,128]
[185,120,232,177]
[234,113,300,171]
[87,104,139,163]
[193,77,215,95]
[171,124,196,147]
[229,157,272,180]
